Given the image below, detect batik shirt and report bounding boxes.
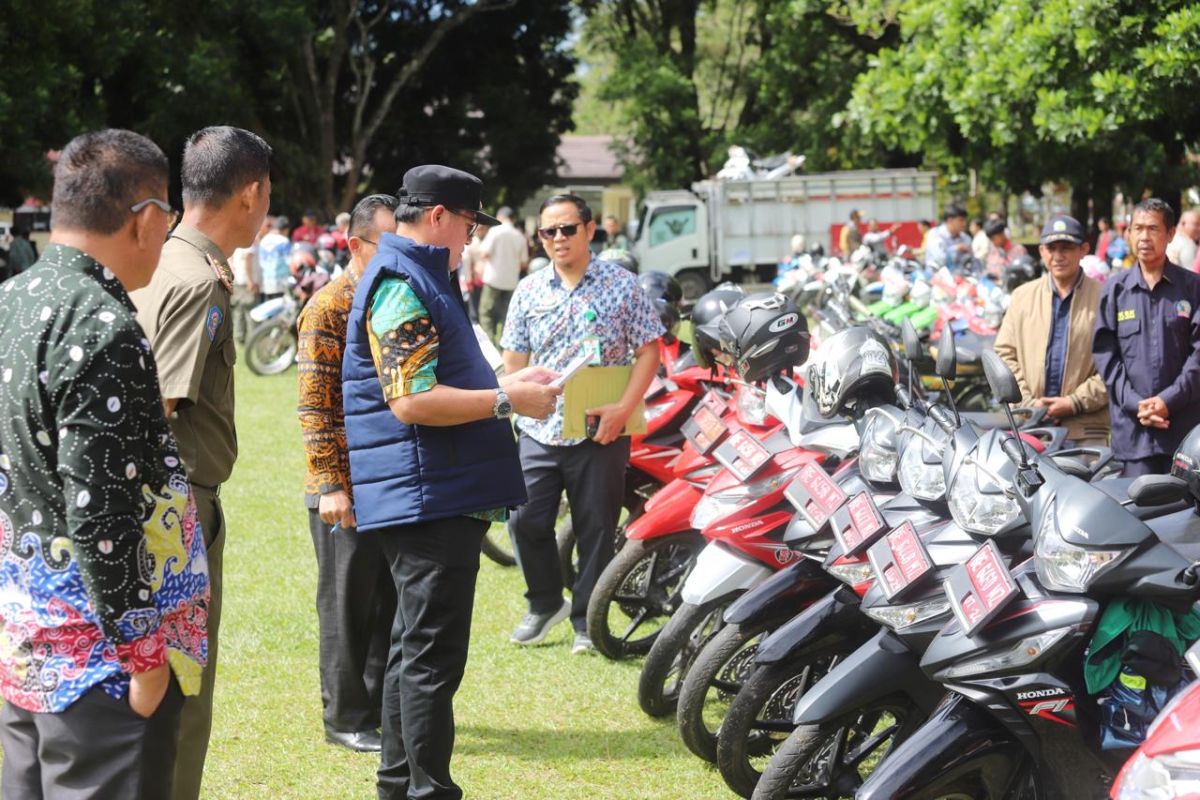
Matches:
[0,245,209,713]
[366,276,505,522]
[500,258,664,446]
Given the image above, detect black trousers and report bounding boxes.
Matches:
[1,677,184,800]
[376,515,488,800]
[509,434,630,632]
[308,508,396,734]
[1121,454,1174,477]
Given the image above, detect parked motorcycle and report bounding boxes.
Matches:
[245,289,300,376]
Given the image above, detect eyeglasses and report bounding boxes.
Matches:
[538,223,584,241]
[445,209,479,237]
[130,198,174,216]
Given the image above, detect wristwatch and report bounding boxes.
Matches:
[493,388,512,419]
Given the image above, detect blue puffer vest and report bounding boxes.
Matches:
[343,233,526,531]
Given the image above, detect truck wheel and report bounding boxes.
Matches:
[676,269,712,304]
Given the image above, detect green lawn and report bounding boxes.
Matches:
[204,359,730,799]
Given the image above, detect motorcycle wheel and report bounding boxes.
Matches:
[557,500,641,588]
[637,596,734,718]
[585,531,705,661]
[245,322,297,376]
[480,525,516,567]
[750,694,918,800]
[676,620,772,763]
[717,651,845,799]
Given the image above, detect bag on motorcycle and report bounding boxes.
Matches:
[1097,631,1187,751]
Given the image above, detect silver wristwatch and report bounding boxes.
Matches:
[493,388,512,419]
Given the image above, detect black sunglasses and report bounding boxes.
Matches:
[537,222,584,241]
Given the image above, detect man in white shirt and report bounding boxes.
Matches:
[478,205,529,343]
[1167,209,1200,272]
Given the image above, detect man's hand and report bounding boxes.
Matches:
[502,365,558,387]
[318,490,356,529]
[507,381,561,420]
[1034,396,1074,421]
[1138,396,1170,429]
[585,402,633,445]
[129,662,171,719]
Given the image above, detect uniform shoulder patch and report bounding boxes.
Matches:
[205,304,224,341]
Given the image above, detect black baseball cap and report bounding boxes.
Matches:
[397,165,501,227]
[1040,214,1086,245]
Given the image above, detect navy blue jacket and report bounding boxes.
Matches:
[342,234,526,531]
[1093,261,1200,460]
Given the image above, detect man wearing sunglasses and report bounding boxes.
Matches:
[501,194,664,654]
[342,165,560,800]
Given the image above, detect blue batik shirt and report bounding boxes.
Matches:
[1044,273,1082,397]
[500,258,664,446]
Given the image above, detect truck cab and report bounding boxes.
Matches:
[632,192,710,301]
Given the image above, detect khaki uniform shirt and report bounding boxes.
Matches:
[131,225,237,488]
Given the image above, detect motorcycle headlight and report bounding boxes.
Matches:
[864,596,950,630]
[1117,750,1200,799]
[736,385,768,426]
[947,462,1019,535]
[1034,499,1132,593]
[938,627,1073,680]
[898,436,946,501]
[860,413,899,483]
[689,468,799,530]
[827,561,874,587]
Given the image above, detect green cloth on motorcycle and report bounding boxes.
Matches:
[1084,597,1200,694]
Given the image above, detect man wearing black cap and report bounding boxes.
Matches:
[342,164,561,800]
[1094,198,1200,476]
[995,214,1109,445]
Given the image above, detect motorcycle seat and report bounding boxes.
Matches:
[1097,479,1193,520]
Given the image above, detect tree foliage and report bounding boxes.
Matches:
[0,0,576,214]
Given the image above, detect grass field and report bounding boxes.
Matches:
[203,359,730,799]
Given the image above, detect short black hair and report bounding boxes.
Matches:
[539,193,593,224]
[395,204,428,226]
[349,194,398,238]
[1133,198,1177,230]
[51,129,169,235]
[943,204,967,221]
[983,219,1007,238]
[181,126,272,207]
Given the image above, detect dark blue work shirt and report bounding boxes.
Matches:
[1044,276,1080,397]
[1093,262,1200,460]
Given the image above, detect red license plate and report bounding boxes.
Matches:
[832,491,887,555]
[785,462,847,527]
[715,429,773,481]
[867,521,934,601]
[945,540,1019,635]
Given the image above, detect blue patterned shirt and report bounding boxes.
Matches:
[500,258,664,446]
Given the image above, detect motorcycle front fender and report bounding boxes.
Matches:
[626,479,700,540]
[791,628,944,726]
[754,585,872,666]
[724,557,831,627]
[248,297,286,323]
[856,693,1027,800]
[680,542,773,606]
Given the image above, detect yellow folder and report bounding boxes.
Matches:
[561,366,647,439]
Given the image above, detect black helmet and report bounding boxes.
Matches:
[638,271,683,306]
[1170,426,1200,508]
[717,292,810,383]
[691,283,745,369]
[599,248,638,272]
[808,326,899,418]
[1004,255,1038,293]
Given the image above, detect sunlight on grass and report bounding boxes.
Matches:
[202,360,729,798]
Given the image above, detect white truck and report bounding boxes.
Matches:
[631,168,939,299]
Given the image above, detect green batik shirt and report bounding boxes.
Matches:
[366,276,506,523]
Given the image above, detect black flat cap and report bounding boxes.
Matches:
[398,165,501,227]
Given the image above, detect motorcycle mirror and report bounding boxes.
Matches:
[982,350,1022,405]
[901,318,922,363]
[935,328,957,381]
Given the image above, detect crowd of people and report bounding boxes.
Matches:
[2,121,1200,800]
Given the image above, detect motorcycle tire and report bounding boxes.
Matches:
[751,693,918,800]
[676,620,773,763]
[716,650,846,798]
[245,322,298,376]
[557,500,642,588]
[585,530,704,661]
[480,525,516,567]
[637,596,734,718]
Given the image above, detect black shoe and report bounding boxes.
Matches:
[325,729,383,753]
